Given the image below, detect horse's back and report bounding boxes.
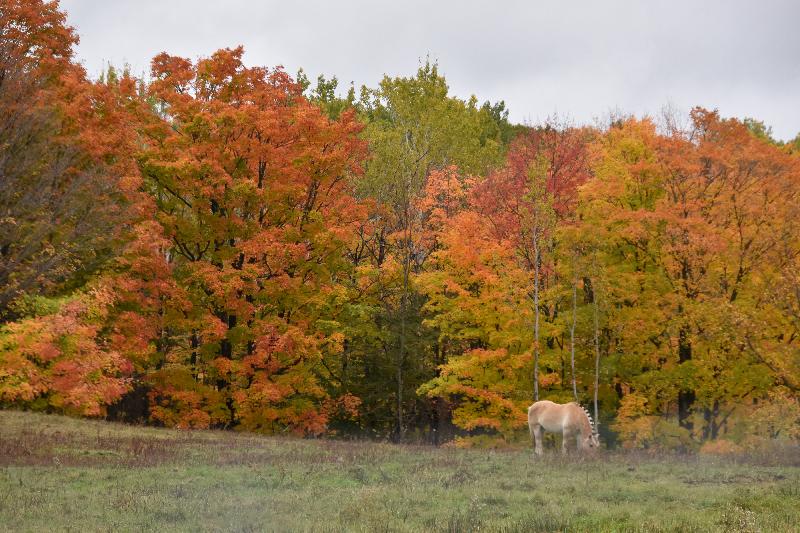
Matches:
[528,400,554,417]
[528,400,568,430]
[528,399,570,413]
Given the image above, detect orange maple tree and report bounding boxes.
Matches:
[119,46,367,432]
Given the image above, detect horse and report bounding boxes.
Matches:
[527,400,599,456]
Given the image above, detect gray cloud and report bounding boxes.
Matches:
[61,0,800,140]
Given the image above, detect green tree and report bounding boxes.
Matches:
[347,61,507,439]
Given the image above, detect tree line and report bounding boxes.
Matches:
[2,0,799,450]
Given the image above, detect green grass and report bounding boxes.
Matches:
[1,410,799,532]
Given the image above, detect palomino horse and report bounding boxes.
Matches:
[528,400,599,456]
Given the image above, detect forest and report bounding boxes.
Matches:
[2,0,800,452]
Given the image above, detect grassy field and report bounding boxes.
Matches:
[1,411,799,532]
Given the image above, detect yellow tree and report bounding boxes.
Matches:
[582,113,800,446]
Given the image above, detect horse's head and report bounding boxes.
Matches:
[580,432,600,452]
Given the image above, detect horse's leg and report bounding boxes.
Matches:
[533,425,544,456]
[561,429,571,455]
[529,420,536,451]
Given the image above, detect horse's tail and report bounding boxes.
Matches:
[527,404,536,444]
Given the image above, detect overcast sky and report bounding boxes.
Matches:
[60,0,800,140]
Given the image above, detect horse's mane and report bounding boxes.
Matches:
[580,405,597,435]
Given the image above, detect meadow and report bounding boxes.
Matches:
[1,411,798,532]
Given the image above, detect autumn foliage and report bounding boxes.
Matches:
[2,0,799,449]
[0,285,131,416]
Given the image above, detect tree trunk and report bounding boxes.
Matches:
[395,227,411,441]
[190,331,199,380]
[533,232,541,402]
[570,276,578,402]
[677,326,695,431]
[702,400,722,440]
[218,313,237,427]
[592,288,600,429]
